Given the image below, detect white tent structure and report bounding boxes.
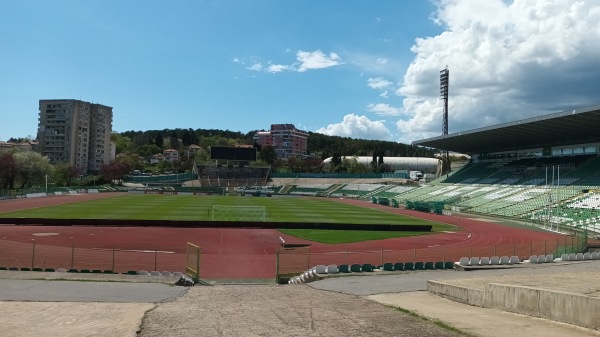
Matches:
[322,156,442,175]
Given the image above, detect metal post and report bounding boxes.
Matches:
[413,248,416,262]
[197,247,201,280]
[71,243,75,269]
[571,235,574,252]
[493,244,496,257]
[442,246,445,263]
[346,249,349,265]
[380,249,384,266]
[154,248,158,271]
[544,240,547,256]
[275,248,279,283]
[307,247,310,269]
[31,241,36,270]
[112,247,115,272]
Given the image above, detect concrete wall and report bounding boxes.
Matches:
[428,280,600,330]
[427,280,485,307]
[485,283,600,330]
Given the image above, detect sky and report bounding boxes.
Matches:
[2,0,600,144]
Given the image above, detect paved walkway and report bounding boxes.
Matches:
[369,291,600,337]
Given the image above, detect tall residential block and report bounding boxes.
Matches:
[253,124,308,159]
[37,99,113,173]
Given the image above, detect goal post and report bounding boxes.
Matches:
[211,205,267,222]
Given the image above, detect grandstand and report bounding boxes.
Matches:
[394,105,600,234]
[193,164,270,187]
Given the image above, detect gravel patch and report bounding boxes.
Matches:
[138,284,464,337]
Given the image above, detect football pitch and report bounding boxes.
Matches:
[0,194,454,243]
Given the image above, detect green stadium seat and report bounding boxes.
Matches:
[361,263,373,272]
[80,269,91,273]
[0,267,7,270]
[383,263,394,271]
[434,262,444,269]
[404,262,414,270]
[44,268,55,272]
[444,261,454,269]
[424,262,435,270]
[414,262,425,270]
[338,264,350,273]
[92,269,102,273]
[103,270,114,274]
[32,267,43,272]
[126,270,138,275]
[393,262,404,271]
[68,268,78,273]
[8,267,18,271]
[350,264,362,272]
[20,268,31,271]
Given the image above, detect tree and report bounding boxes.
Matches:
[371,153,377,172]
[378,154,384,173]
[169,131,180,151]
[53,163,80,187]
[331,153,342,167]
[100,161,129,185]
[194,148,209,163]
[181,129,198,147]
[0,152,17,189]
[14,152,53,188]
[258,146,276,166]
[347,157,368,174]
[155,133,164,148]
[111,133,132,155]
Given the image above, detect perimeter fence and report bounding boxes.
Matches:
[0,240,186,273]
[0,232,590,280]
[276,232,588,281]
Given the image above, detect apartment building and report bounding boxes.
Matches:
[253,124,308,159]
[37,99,113,173]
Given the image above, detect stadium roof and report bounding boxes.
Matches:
[412,105,600,154]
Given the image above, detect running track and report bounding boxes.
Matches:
[0,193,567,280]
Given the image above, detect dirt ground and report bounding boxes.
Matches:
[138,285,463,337]
[0,302,153,337]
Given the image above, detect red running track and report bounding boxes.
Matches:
[0,194,569,280]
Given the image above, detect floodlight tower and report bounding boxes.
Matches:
[440,67,450,174]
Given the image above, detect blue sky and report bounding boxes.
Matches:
[2,0,600,144]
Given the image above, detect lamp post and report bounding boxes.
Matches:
[44,174,48,194]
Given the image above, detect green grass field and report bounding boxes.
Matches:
[0,194,454,244]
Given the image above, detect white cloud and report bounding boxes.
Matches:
[297,50,341,72]
[396,0,600,142]
[247,63,263,71]
[266,64,291,73]
[316,114,392,140]
[367,77,393,90]
[367,103,405,117]
[376,58,388,65]
[238,50,341,74]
